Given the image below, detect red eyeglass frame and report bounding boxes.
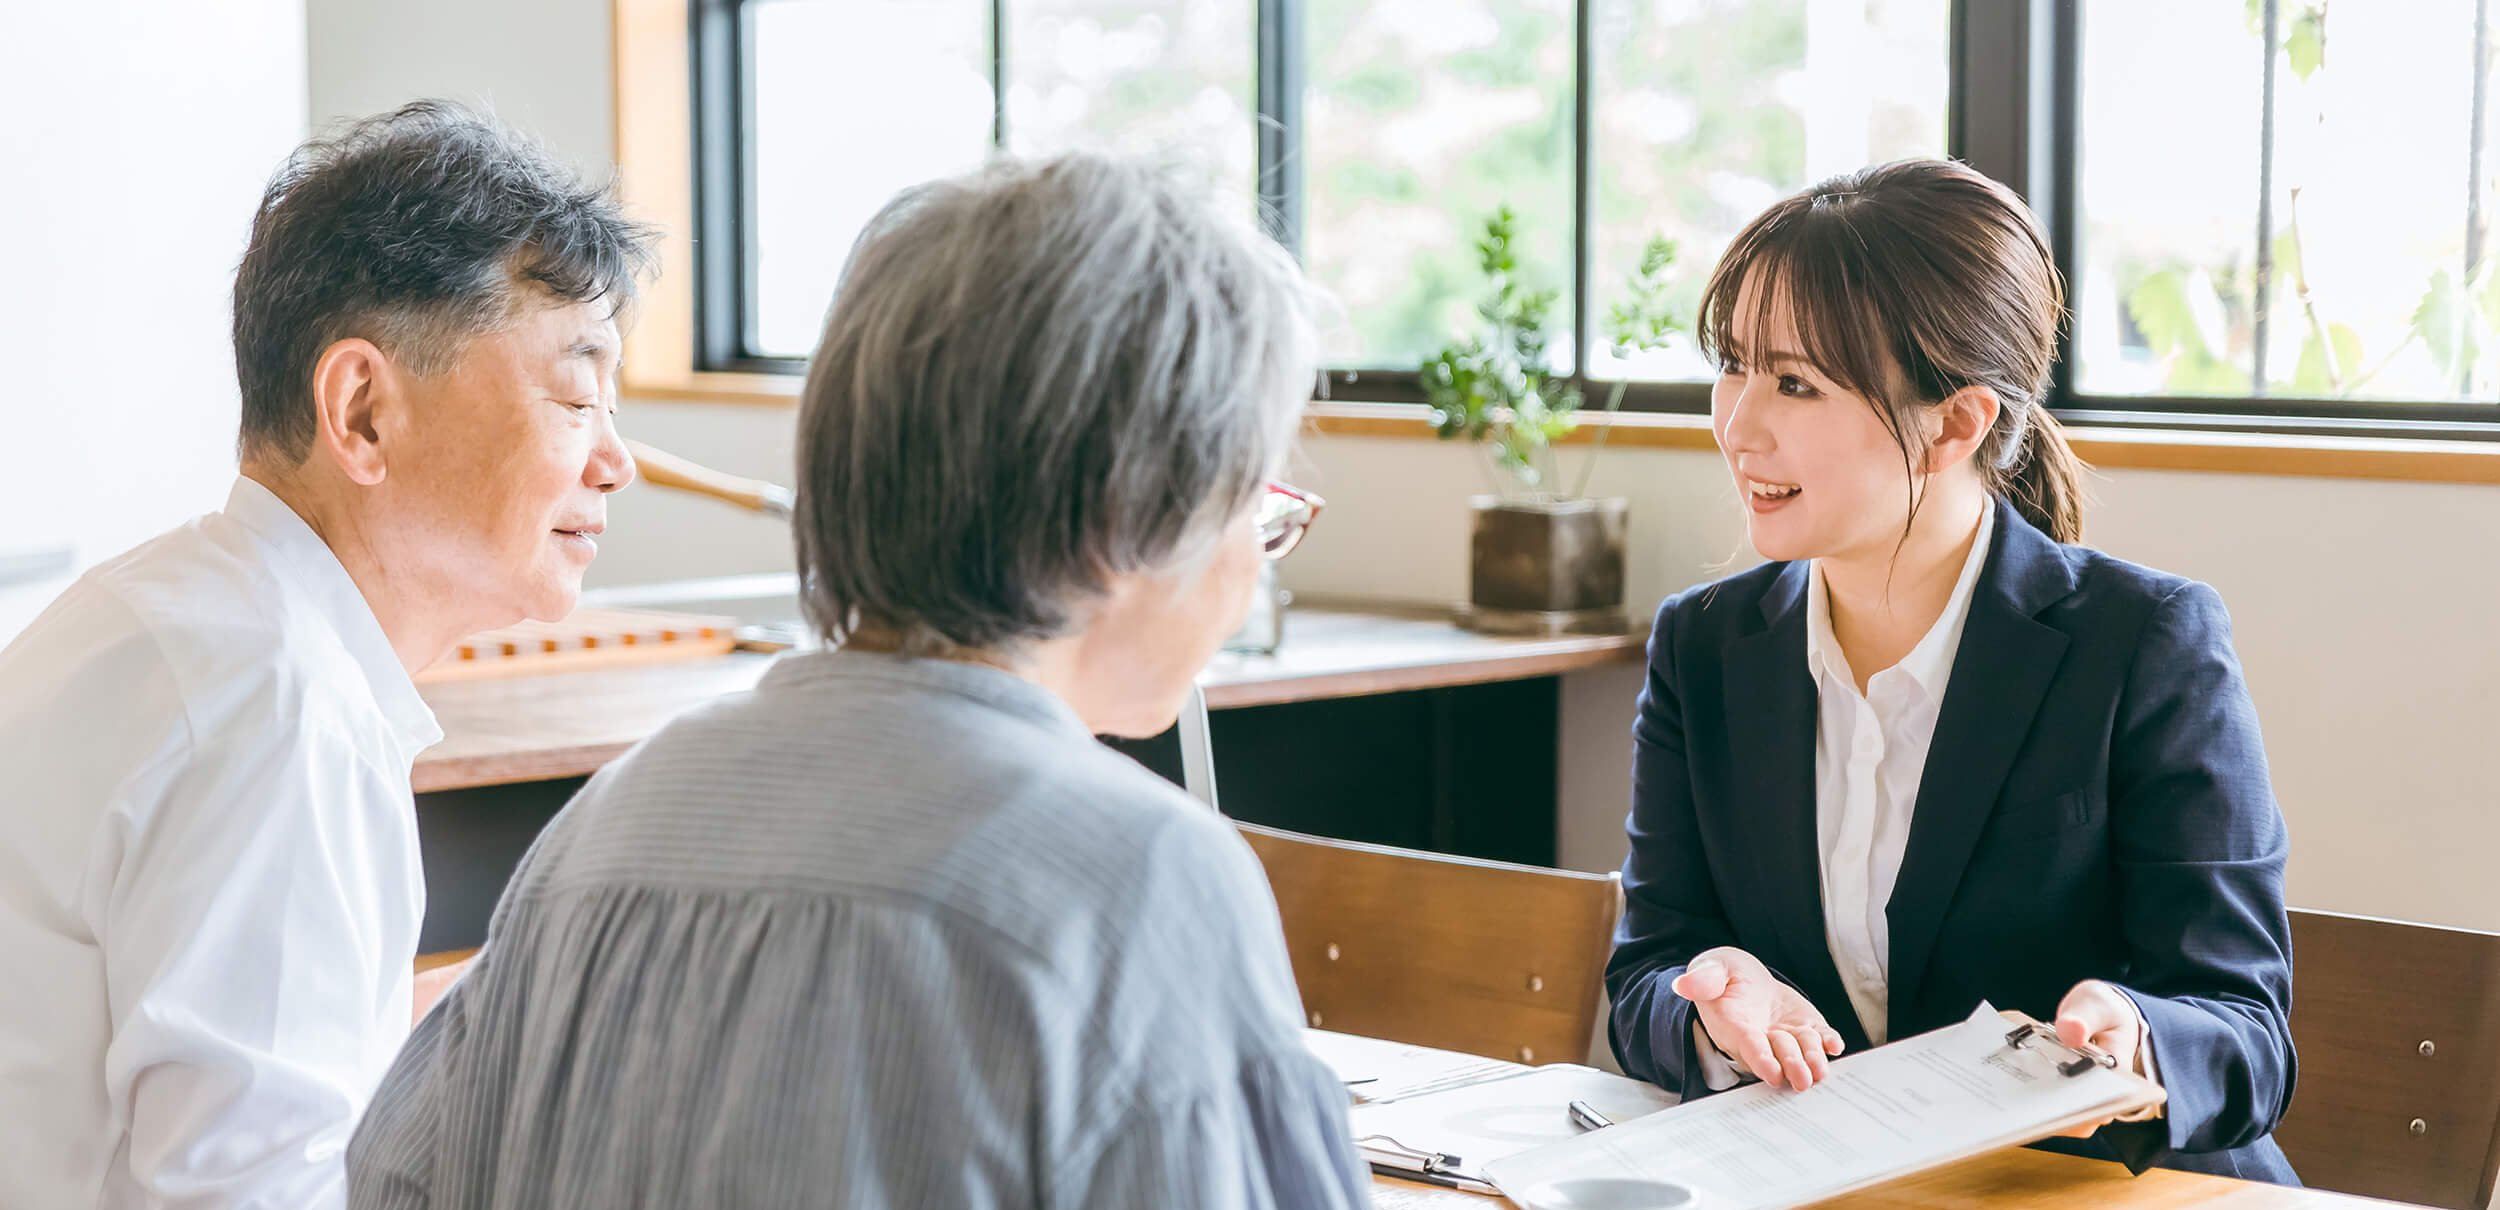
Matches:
[1258,482,1324,560]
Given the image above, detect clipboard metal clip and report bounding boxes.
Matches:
[2003,1019,2120,1078]
[1354,1133,1469,1178]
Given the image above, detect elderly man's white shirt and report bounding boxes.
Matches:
[0,476,440,1209]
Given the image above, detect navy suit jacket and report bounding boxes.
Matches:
[1606,499,2298,1183]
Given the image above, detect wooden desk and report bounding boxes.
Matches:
[1372,1147,2392,1208]
[412,603,1642,793]
[407,602,1642,952]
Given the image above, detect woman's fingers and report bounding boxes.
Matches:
[1795,1027,1832,1083]
[2054,979,2143,1070]
[1734,1022,1782,1082]
[1691,964,1849,1092]
[2055,980,2127,1045]
[1768,1027,1814,1091]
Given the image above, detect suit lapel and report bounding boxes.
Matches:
[1724,562,1861,1044]
[1885,502,2078,1023]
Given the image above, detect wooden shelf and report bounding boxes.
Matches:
[411,603,1643,794]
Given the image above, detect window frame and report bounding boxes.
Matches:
[682,0,2500,442]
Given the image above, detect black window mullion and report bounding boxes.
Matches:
[991,0,1008,149]
[1568,0,1592,388]
[2251,0,2281,394]
[1254,0,1303,254]
[690,0,750,373]
[2464,0,2491,401]
[1572,2,1699,414]
[1948,0,2072,241]
[1948,0,2079,416]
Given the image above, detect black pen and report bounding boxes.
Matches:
[1369,1162,1498,1194]
[1568,1099,1616,1132]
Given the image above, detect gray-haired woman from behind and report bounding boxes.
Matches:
[346,154,1367,1209]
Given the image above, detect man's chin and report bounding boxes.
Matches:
[515,573,584,625]
[525,586,583,623]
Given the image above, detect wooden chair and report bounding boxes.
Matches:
[1236,822,1621,1067]
[2274,908,2500,1208]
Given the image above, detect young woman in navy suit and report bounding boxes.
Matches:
[1607,159,2297,1183]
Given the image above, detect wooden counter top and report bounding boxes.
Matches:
[412,603,1644,794]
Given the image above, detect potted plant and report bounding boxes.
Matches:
[1421,208,1680,635]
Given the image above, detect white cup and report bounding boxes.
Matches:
[1514,1176,1703,1210]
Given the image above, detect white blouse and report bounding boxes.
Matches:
[1802,502,1996,1046]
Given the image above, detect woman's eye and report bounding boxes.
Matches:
[1776,374,1817,397]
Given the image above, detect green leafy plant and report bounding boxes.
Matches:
[1420,209,1681,500]
[1419,206,1577,496]
[1572,235,1683,499]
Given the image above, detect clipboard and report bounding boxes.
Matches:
[1483,1004,2165,1210]
[1348,1064,1677,1194]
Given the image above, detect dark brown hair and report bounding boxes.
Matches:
[233,101,655,463]
[1697,158,2085,544]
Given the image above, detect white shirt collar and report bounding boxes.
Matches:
[222,476,443,752]
[1804,501,1996,699]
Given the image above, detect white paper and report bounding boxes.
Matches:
[1302,1029,1528,1104]
[1350,1064,1679,1180]
[1483,1006,2159,1210]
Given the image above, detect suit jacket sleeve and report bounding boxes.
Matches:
[2095,581,2297,1170]
[1606,594,1749,1101]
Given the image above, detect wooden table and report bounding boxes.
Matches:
[1371,1147,2396,1208]
[412,602,1643,793]
[407,600,1643,950]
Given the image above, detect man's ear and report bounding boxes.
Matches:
[308,338,393,487]
[1925,384,2002,475]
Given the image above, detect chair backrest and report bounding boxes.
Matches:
[1236,821,1621,1066]
[2275,908,2500,1208]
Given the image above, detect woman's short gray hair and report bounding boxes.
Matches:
[794,152,1321,654]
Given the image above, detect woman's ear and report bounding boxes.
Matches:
[1925,385,2002,475]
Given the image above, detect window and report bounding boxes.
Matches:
[740,1,992,360]
[2068,0,2500,431]
[1300,0,1574,369]
[697,0,1954,394]
[1587,0,1951,382]
[695,0,2500,438]
[1004,0,1256,200]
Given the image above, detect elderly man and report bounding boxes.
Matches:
[0,101,650,1208]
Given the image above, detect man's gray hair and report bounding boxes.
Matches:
[794,152,1321,654]
[233,100,655,463]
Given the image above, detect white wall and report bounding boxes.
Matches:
[0,0,308,636]
[303,0,2500,932]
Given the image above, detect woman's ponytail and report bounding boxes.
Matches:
[2004,407,2085,544]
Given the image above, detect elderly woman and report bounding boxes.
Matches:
[345,154,1365,1209]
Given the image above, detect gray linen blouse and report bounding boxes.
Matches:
[347,650,1370,1210]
